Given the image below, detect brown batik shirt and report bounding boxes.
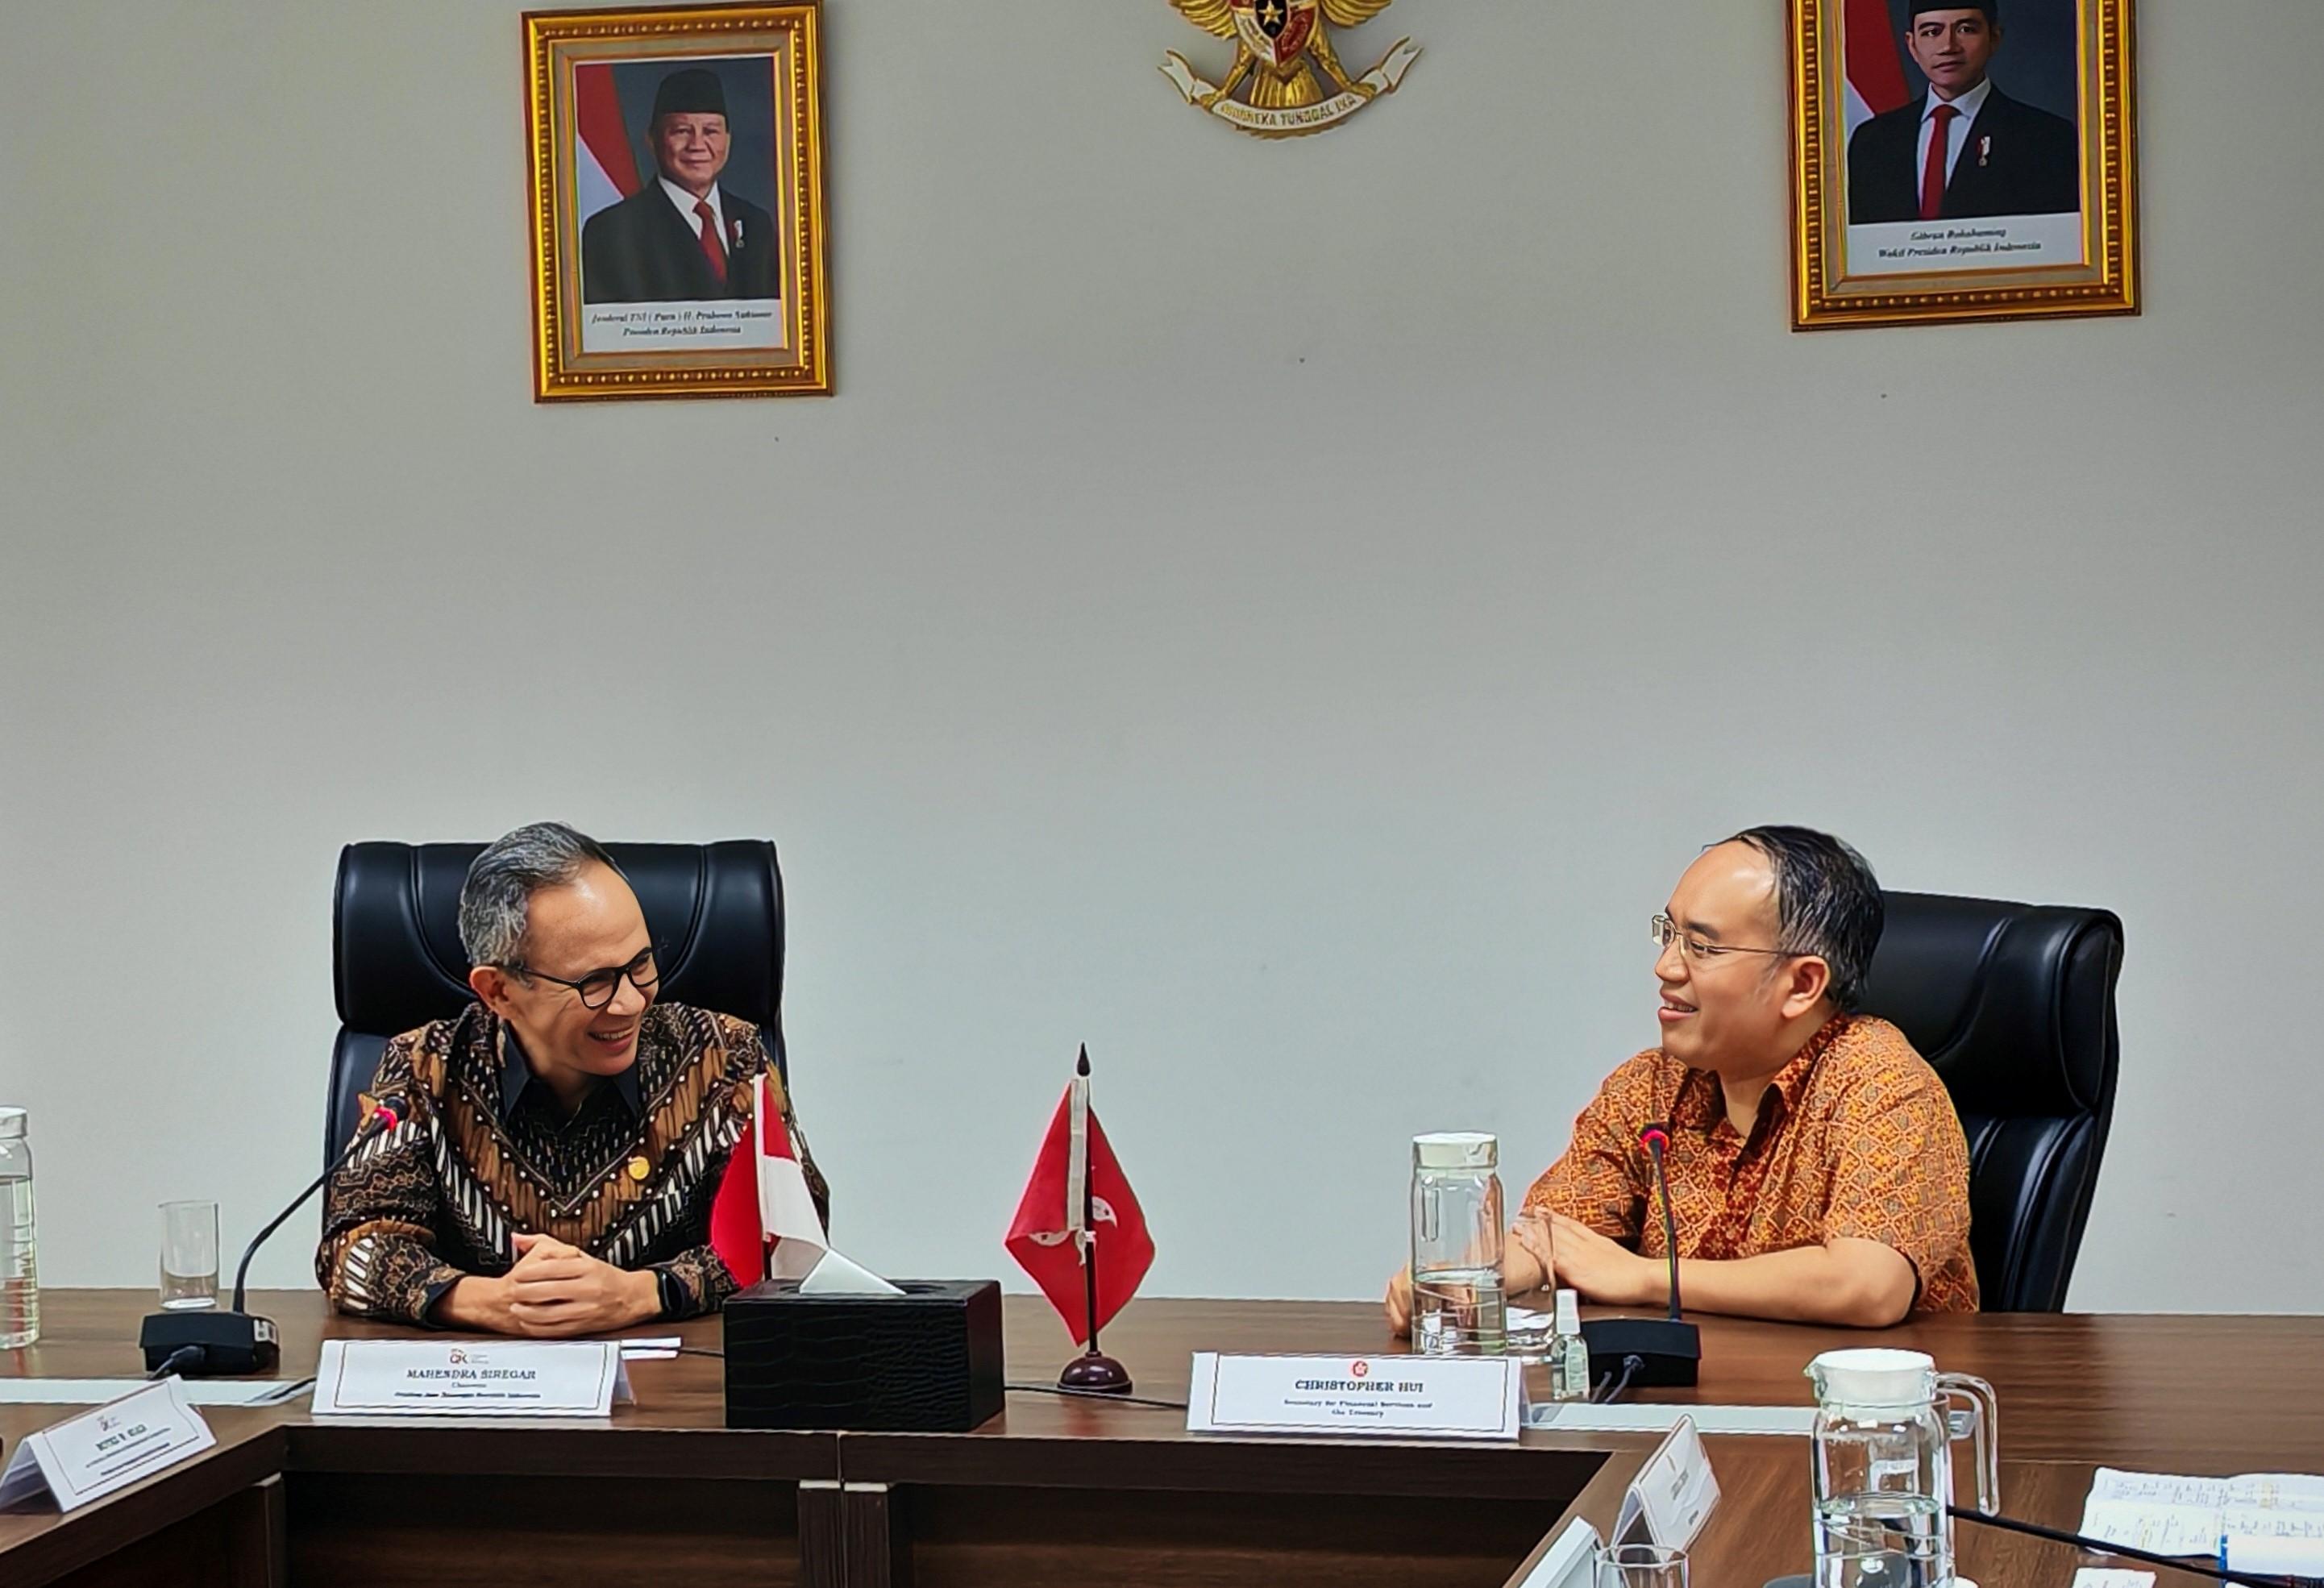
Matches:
[1521,1014,1979,1312]
[316,1000,827,1325]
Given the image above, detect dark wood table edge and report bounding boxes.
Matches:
[1499,1449,1651,1586]
[278,1419,841,1480]
[834,1426,1623,1499]
[4,1424,289,1588]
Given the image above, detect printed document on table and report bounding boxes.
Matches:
[2081,1467,2324,1558]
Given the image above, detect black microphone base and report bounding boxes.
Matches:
[1580,1316,1701,1387]
[139,1310,281,1376]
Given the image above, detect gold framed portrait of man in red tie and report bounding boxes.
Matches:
[525,2,829,400]
[1788,0,2138,330]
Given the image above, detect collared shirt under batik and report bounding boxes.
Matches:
[316,1000,826,1324]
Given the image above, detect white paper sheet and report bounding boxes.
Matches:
[797,1249,903,1295]
[2070,1569,2154,1588]
[2230,1536,2324,1579]
[1524,1400,1817,1436]
[2081,1467,2324,1561]
[0,1377,312,1407]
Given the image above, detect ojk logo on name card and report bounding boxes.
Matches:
[0,1378,216,1512]
[312,1339,633,1418]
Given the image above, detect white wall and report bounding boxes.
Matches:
[2,0,2320,1310]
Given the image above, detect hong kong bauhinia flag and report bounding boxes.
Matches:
[1006,1049,1155,1345]
[709,1075,827,1287]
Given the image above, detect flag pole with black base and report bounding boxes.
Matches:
[1058,1048,1132,1394]
[1005,1043,1154,1394]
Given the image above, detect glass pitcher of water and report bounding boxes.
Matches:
[1409,1132,1505,1356]
[1806,1348,1998,1588]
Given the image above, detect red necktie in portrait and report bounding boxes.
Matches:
[694,199,729,285]
[1919,104,1960,222]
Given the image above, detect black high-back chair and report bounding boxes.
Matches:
[326,839,789,1165]
[1860,891,2122,1312]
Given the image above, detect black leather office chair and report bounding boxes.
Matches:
[1859,891,2122,1312]
[326,840,790,1166]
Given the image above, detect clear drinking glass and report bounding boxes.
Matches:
[1503,1209,1557,1361]
[159,1199,219,1310]
[1599,1544,1688,1588]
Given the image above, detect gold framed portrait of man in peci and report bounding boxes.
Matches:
[524,2,829,400]
[1789,0,2138,330]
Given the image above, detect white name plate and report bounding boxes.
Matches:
[1518,1518,1606,1588]
[313,1339,634,1418]
[1187,1352,1522,1442]
[0,1377,216,1513]
[1615,1415,1719,1551]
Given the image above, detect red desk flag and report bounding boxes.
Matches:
[709,1075,827,1287]
[1006,1050,1154,1345]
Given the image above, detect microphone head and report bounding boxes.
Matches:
[1639,1123,1670,1155]
[366,1095,409,1132]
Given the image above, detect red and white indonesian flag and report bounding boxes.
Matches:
[574,62,642,225]
[1842,0,1913,134]
[709,1075,828,1287]
[1004,1053,1155,1345]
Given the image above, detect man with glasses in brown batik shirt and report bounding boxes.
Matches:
[1386,826,1977,1332]
[318,822,826,1334]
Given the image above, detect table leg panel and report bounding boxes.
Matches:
[888,1485,1563,1588]
[285,1472,804,1587]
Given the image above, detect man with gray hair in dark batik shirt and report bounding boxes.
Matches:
[317,822,825,1333]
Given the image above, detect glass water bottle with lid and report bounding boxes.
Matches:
[0,1108,35,1349]
[1408,1131,1505,1356]
[1806,1348,1998,1588]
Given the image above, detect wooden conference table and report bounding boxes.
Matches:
[3,1291,2318,1588]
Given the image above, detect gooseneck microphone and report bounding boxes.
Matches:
[1578,1121,1703,1389]
[1641,1124,1684,1322]
[139,1098,407,1377]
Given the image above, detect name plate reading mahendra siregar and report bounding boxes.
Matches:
[1187,1352,1523,1441]
[313,1339,634,1418]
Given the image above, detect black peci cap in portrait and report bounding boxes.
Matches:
[651,65,728,121]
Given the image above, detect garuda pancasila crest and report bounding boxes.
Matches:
[1161,0,1420,139]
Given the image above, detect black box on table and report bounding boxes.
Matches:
[722,1278,1005,1432]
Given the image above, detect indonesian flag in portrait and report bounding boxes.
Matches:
[573,62,642,225]
[1843,0,1914,134]
[709,1075,826,1287]
[1005,1053,1155,1345]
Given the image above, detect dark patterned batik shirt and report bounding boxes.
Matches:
[316,1000,827,1325]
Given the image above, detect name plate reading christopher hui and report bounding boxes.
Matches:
[1186,1352,1522,1442]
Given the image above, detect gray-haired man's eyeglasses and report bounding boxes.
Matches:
[509,948,661,1011]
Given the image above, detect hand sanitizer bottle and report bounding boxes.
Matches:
[1549,1287,1590,1403]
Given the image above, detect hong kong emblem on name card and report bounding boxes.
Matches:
[1162,0,1420,139]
